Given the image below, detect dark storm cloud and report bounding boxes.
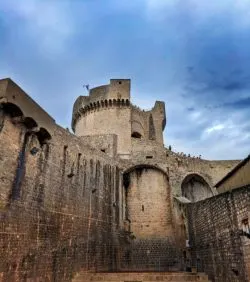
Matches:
[0,0,249,159]
[220,97,250,110]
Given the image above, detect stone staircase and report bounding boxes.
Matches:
[72,271,211,282]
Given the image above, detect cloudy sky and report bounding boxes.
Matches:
[0,0,250,160]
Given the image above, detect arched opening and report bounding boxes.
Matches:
[36,127,52,145]
[1,102,23,117]
[122,165,175,271]
[131,131,142,139]
[181,174,213,202]
[123,165,170,237]
[23,117,38,129]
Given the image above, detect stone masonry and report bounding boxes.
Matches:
[0,77,249,282]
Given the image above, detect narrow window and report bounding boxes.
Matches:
[131,132,142,139]
[241,218,250,237]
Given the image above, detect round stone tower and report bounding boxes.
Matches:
[72,79,166,159]
[72,79,132,158]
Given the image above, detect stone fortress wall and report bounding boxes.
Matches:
[0,78,126,281]
[71,78,241,273]
[188,186,250,282]
[0,77,248,282]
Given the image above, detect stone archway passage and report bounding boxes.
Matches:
[122,166,179,271]
[123,165,171,238]
[181,174,213,202]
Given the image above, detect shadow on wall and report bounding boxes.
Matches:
[181,174,213,202]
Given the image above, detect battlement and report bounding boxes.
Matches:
[72,79,131,132]
[73,79,130,108]
[72,97,131,132]
[72,79,166,155]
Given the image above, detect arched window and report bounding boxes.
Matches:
[181,174,213,202]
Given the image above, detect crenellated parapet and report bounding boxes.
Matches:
[72,97,130,132]
[72,79,132,157]
[72,79,167,156]
[72,79,131,132]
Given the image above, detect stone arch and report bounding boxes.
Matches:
[181,173,213,202]
[36,127,52,145]
[123,164,171,235]
[23,117,38,129]
[123,164,169,180]
[122,164,174,268]
[1,102,23,117]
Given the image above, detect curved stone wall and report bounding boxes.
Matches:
[125,167,172,238]
[72,79,131,131]
[121,166,178,271]
[89,85,109,101]
[72,98,130,130]
[181,173,213,202]
[74,102,131,156]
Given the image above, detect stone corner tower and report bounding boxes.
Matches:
[72,79,166,159]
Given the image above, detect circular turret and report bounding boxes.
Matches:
[72,79,132,157]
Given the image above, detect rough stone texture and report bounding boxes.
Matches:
[0,115,124,281]
[120,167,177,271]
[182,174,213,202]
[80,134,118,158]
[130,102,166,146]
[187,186,250,282]
[126,167,172,238]
[0,77,248,282]
[75,107,131,157]
[0,78,55,135]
